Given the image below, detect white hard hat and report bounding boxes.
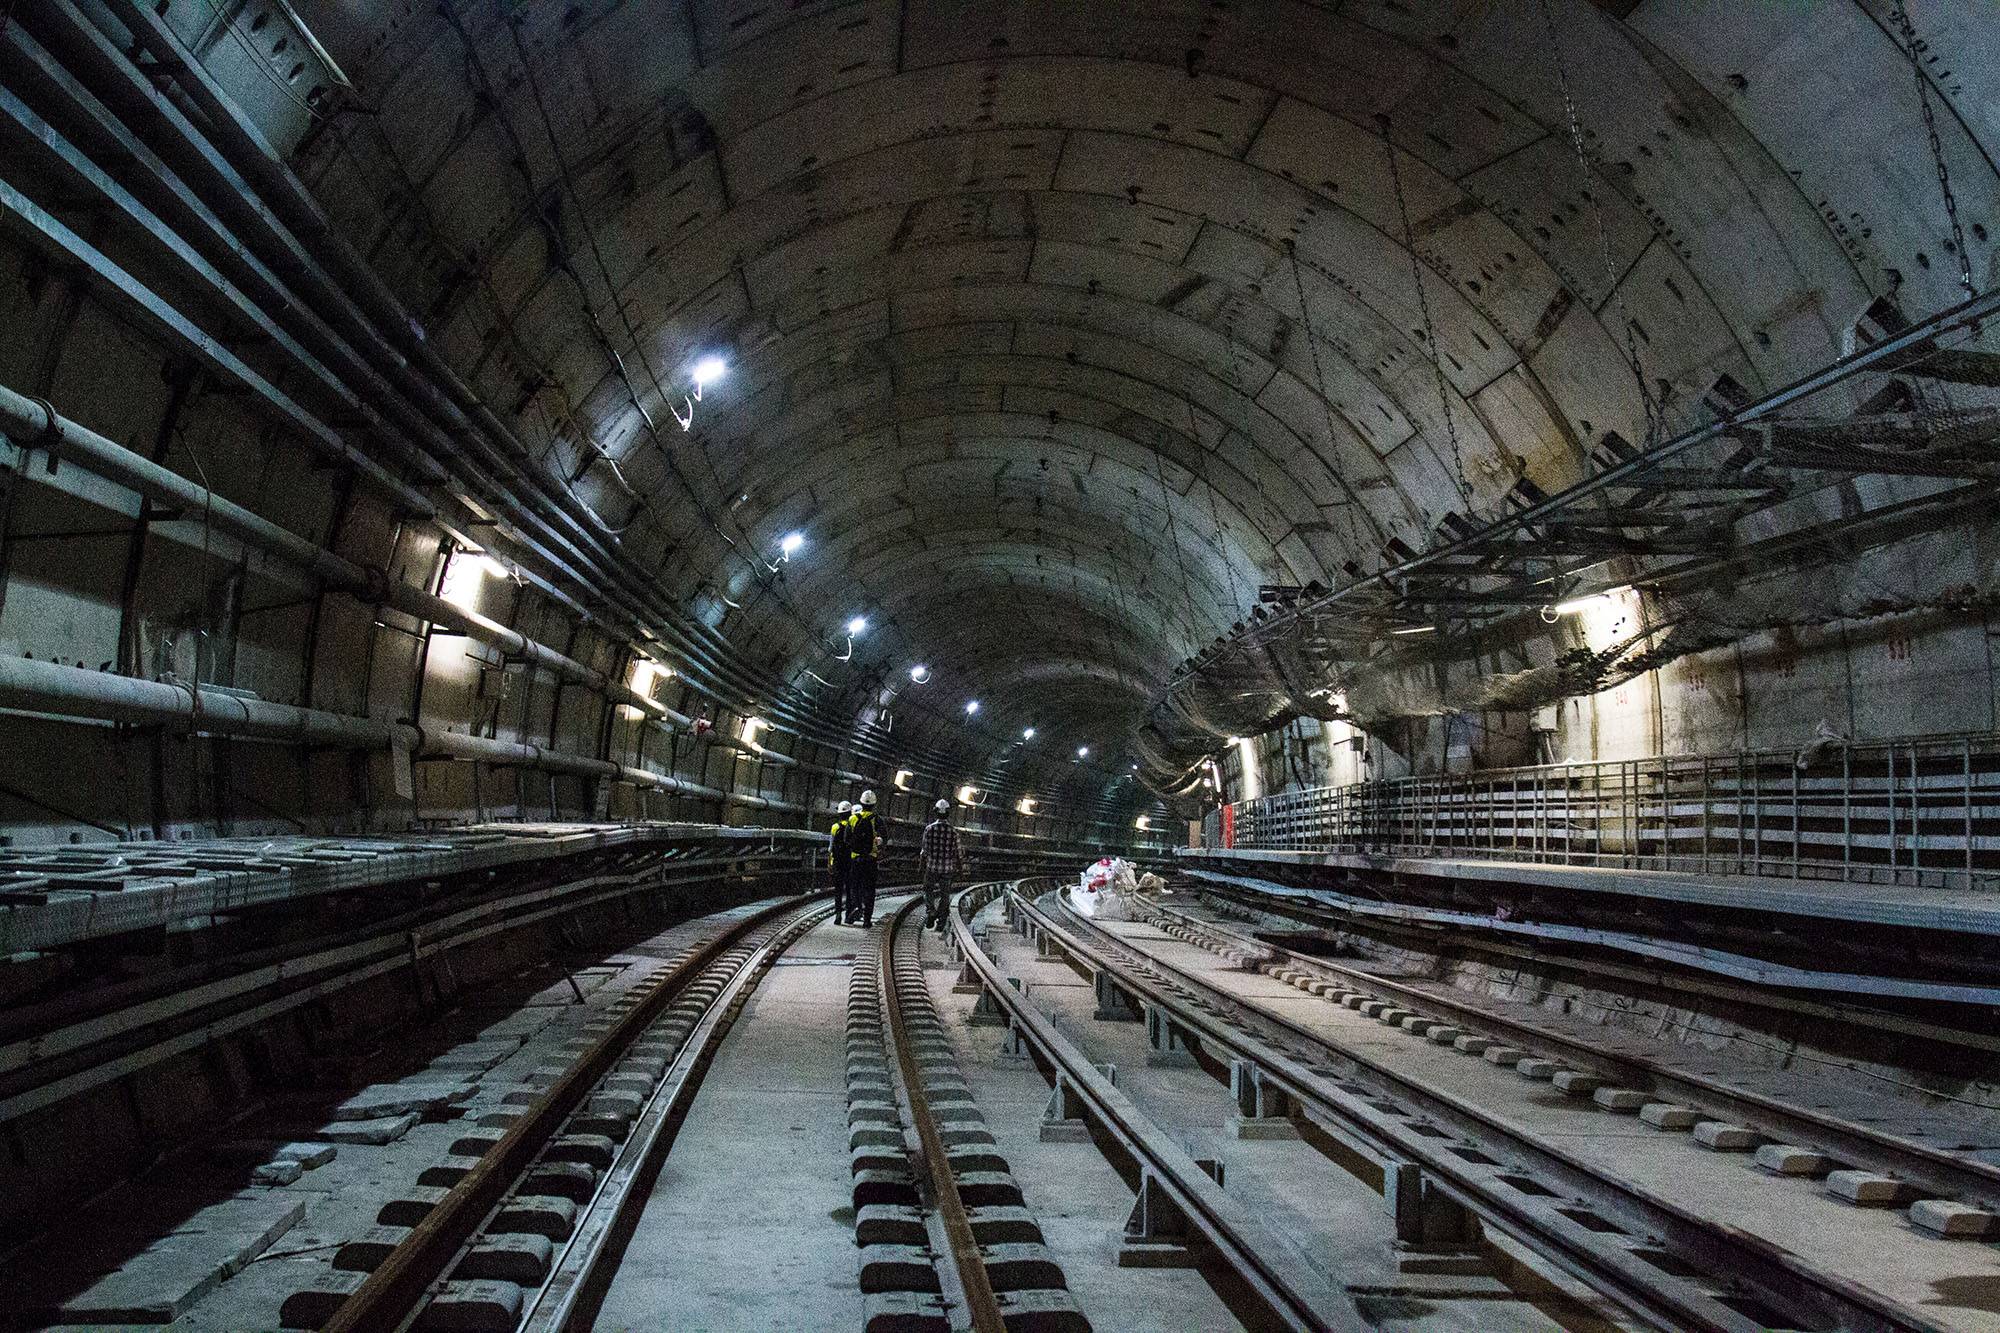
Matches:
[859,789,877,807]
[836,800,852,814]
[935,799,950,813]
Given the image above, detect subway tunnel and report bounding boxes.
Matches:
[2,1,1999,1328]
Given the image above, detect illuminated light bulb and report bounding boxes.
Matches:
[779,531,805,557]
[956,784,978,804]
[1016,796,1037,816]
[965,699,980,715]
[908,664,930,683]
[1134,815,1151,831]
[1077,745,1090,759]
[1022,727,1035,740]
[691,354,727,388]
[846,615,868,636]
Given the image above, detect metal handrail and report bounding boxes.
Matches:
[1198,730,2000,891]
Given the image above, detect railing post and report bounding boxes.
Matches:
[1700,756,1710,874]
[1910,741,1921,880]
[1888,743,1898,880]
[1843,746,1853,879]
[1966,737,1975,887]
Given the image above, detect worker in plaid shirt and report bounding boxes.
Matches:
[920,798,966,933]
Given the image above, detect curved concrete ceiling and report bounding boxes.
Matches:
[292,0,1993,784]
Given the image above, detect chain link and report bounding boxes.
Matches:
[1890,0,1976,301]
[1376,114,1474,507]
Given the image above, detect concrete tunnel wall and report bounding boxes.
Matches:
[0,0,1996,841]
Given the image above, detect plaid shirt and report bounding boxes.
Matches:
[920,818,964,877]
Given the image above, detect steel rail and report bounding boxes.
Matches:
[949,882,1356,1332]
[883,894,1009,1333]
[1016,884,1943,1333]
[320,892,824,1333]
[516,899,833,1332]
[1150,892,2000,1216]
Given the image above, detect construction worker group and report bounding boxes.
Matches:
[826,791,964,931]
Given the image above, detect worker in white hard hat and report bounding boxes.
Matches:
[920,797,966,933]
[846,789,883,928]
[828,799,854,924]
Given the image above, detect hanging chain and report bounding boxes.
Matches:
[1375,114,1474,506]
[1890,0,1976,301]
[1535,0,1662,444]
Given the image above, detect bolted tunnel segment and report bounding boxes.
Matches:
[3,2,2000,1331]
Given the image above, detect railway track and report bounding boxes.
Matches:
[1007,879,1951,1333]
[1146,890,2000,1222]
[305,894,832,1332]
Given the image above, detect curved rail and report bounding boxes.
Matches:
[1017,881,1942,1333]
[1151,889,2000,1216]
[948,881,1353,1332]
[321,893,828,1333]
[883,894,1010,1333]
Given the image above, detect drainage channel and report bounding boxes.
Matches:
[301,894,829,1332]
[847,890,1088,1331]
[1014,882,1943,1333]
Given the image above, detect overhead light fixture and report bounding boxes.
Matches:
[1391,625,1437,636]
[846,615,868,636]
[1016,796,1037,816]
[908,664,930,683]
[893,769,913,791]
[691,354,727,392]
[1552,586,1629,617]
[1022,726,1035,740]
[956,784,979,805]
[1077,745,1090,758]
[965,700,980,715]
[778,531,805,558]
[1134,815,1151,831]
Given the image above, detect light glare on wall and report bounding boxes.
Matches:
[740,716,768,750]
[894,769,914,790]
[440,551,505,610]
[1016,796,1037,816]
[628,658,669,695]
[1134,815,1151,831]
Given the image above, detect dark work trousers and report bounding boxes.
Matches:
[849,858,879,927]
[831,860,850,923]
[923,872,953,932]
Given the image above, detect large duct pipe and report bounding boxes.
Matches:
[0,383,707,732]
[0,653,808,809]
